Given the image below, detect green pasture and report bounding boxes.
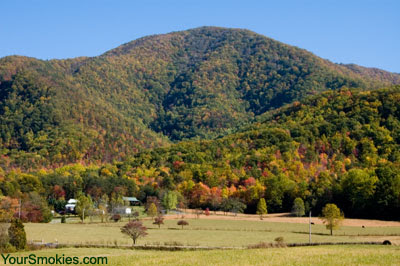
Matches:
[2,245,399,266]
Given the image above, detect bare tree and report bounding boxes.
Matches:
[153,216,164,229]
[194,209,202,219]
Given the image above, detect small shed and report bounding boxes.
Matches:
[122,197,140,206]
[113,206,132,215]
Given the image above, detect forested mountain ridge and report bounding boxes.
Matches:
[0,26,399,169]
[118,86,400,219]
[1,87,399,220]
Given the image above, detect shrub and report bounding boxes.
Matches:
[248,242,273,249]
[1,243,16,253]
[274,236,284,244]
[164,241,184,246]
[111,214,121,222]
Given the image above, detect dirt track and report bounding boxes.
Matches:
[165,210,400,227]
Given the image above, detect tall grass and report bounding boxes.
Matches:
[5,245,400,266]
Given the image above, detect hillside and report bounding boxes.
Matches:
[1,87,399,221]
[1,26,400,169]
[117,86,400,219]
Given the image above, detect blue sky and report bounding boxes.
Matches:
[1,0,399,72]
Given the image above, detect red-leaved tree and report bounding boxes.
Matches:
[121,221,148,245]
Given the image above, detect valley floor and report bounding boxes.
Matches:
[24,213,400,247]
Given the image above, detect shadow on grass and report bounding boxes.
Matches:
[291,231,400,237]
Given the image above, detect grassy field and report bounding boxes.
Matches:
[2,245,399,266]
[24,217,400,247]
[8,214,400,266]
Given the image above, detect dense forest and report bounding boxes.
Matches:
[0,27,399,169]
[0,87,399,220]
[0,27,399,221]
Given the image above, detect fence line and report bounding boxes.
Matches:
[29,241,389,251]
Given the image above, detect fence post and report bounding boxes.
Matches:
[309,211,312,244]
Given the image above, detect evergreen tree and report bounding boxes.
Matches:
[8,219,26,250]
[256,198,267,220]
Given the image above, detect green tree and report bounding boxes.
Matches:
[340,169,378,215]
[256,198,267,220]
[110,191,124,212]
[161,191,178,213]
[374,164,400,220]
[291,198,305,217]
[75,194,93,222]
[320,203,344,235]
[147,203,158,218]
[8,219,26,250]
[264,174,294,212]
[25,192,53,223]
[223,198,246,216]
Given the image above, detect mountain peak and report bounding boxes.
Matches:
[1,27,399,168]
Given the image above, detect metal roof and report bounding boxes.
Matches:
[122,197,140,202]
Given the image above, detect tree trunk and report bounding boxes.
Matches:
[330,228,333,235]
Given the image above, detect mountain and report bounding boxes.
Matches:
[1,26,399,169]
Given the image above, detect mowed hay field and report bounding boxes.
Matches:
[2,245,400,266]
[24,215,400,247]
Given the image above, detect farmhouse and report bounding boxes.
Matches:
[65,199,78,213]
[122,197,140,206]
